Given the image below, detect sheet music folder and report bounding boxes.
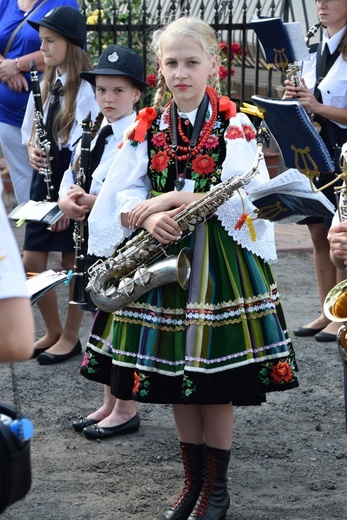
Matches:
[26,270,68,305]
[248,168,335,224]
[251,17,309,69]
[8,200,63,226]
[251,96,335,177]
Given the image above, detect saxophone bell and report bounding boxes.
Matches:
[87,247,192,313]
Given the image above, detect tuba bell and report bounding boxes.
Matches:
[323,143,347,365]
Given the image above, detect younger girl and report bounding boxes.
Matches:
[59,44,148,438]
[21,6,99,363]
[87,17,299,519]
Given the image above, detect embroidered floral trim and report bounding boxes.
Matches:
[258,358,297,386]
[81,350,100,375]
[183,375,197,397]
[133,372,151,397]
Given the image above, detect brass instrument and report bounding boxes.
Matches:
[285,23,321,131]
[324,143,347,362]
[29,60,54,201]
[85,125,269,312]
[70,111,92,305]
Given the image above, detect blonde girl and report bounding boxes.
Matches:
[87,17,299,519]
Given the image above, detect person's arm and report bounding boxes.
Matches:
[0,298,34,362]
[0,49,44,83]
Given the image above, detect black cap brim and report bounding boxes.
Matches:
[80,69,147,92]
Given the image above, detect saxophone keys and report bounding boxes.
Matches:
[118,277,135,297]
[134,268,151,287]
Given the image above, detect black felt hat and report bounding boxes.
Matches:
[80,45,147,92]
[27,6,86,49]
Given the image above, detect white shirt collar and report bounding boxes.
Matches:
[177,108,198,126]
[322,25,347,54]
[98,111,137,142]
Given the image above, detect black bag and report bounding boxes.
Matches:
[0,402,32,513]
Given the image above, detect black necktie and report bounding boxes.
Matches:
[89,124,113,173]
[46,79,63,151]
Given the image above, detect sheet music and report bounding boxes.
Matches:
[26,270,67,299]
[284,22,310,62]
[248,168,335,215]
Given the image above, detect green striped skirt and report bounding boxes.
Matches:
[83,218,298,405]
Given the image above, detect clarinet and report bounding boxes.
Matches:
[285,23,322,132]
[70,111,92,305]
[29,60,54,201]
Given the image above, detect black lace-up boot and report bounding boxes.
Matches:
[187,446,231,520]
[154,443,206,520]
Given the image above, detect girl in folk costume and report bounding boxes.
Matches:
[59,45,148,438]
[86,17,299,519]
[21,6,99,363]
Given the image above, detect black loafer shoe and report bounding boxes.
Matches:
[83,413,140,440]
[293,326,325,337]
[314,331,337,342]
[37,340,82,365]
[31,346,49,358]
[72,417,99,432]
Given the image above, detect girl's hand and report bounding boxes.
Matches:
[28,144,46,171]
[50,214,70,233]
[142,207,184,244]
[58,189,90,221]
[328,223,347,264]
[129,193,179,228]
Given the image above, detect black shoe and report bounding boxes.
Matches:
[293,326,325,337]
[314,331,337,342]
[72,416,99,432]
[37,340,82,365]
[31,346,49,359]
[83,413,140,440]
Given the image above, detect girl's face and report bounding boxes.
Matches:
[95,76,141,122]
[316,0,347,34]
[159,34,217,113]
[39,27,68,75]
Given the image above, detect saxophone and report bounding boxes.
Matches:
[324,143,347,366]
[29,60,54,201]
[85,124,269,312]
[70,111,92,305]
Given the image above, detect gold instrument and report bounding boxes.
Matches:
[324,143,347,364]
[29,60,54,201]
[85,125,269,313]
[70,112,92,305]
